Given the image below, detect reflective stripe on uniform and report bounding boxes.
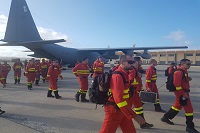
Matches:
[146,80,151,82]
[172,106,180,112]
[117,101,127,108]
[185,113,193,116]
[176,86,182,90]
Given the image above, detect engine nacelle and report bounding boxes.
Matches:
[135,51,151,59]
[101,51,119,59]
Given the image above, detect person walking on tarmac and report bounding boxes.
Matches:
[145,59,166,112]
[13,58,24,84]
[46,59,63,99]
[91,56,104,78]
[161,59,199,133]
[72,57,90,102]
[35,60,41,86]
[1,61,11,84]
[25,58,36,90]
[129,60,154,129]
[99,55,145,133]
[40,59,48,83]
[0,63,6,88]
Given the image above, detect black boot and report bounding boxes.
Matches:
[47,90,54,97]
[139,113,154,129]
[54,91,62,99]
[42,79,45,83]
[28,84,32,90]
[186,127,199,133]
[185,115,199,133]
[4,79,7,84]
[154,104,166,112]
[14,79,17,84]
[75,92,81,102]
[35,80,39,86]
[161,108,179,125]
[81,94,89,102]
[17,79,20,84]
[0,108,5,115]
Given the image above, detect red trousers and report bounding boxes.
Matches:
[99,105,136,133]
[41,69,47,79]
[14,70,21,79]
[132,90,143,115]
[27,73,36,83]
[173,91,193,113]
[2,71,9,79]
[49,79,58,91]
[78,77,88,91]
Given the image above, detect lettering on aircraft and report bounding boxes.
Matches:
[23,6,27,12]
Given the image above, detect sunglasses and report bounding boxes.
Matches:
[126,60,135,64]
[186,63,191,66]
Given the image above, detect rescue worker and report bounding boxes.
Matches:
[12,58,24,84]
[91,56,104,78]
[168,62,177,74]
[146,59,165,112]
[25,58,36,90]
[99,55,145,133]
[134,56,145,91]
[72,57,90,102]
[129,60,153,129]
[161,59,199,133]
[0,63,6,88]
[46,59,63,99]
[1,61,11,84]
[35,60,41,86]
[40,59,48,83]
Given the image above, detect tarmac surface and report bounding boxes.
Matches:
[0,65,199,133]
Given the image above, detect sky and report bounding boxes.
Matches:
[0,0,200,57]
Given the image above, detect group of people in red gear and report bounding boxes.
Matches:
[72,55,199,133]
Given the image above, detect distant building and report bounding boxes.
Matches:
[142,50,200,66]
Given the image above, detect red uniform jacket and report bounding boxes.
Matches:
[13,62,24,71]
[40,62,48,71]
[173,66,190,96]
[168,66,176,75]
[1,64,11,73]
[25,63,36,75]
[146,66,157,89]
[72,63,90,78]
[47,65,62,80]
[35,62,41,74]
[110,65,120,72]
[109,66,136,119]
[92,60,104,77]
[129,67,139,88]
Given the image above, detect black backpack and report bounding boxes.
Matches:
[166,69,185,92]
[165,67,170,77]
[88,71,127,105]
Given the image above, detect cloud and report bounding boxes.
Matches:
[164,30,194,47]
[164,30,185,41]
[0,14,71,57]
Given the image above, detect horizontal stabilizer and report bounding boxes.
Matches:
[0,39,66,46]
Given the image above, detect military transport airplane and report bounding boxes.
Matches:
[0,0,187,67]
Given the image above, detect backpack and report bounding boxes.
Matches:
[88,71,127,105]
[165,67,170,77]
[166,69,185,92]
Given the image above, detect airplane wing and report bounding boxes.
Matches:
[77,46,188,59]
[77,46,188,52]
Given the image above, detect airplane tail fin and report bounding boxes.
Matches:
[3,0,42,43]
